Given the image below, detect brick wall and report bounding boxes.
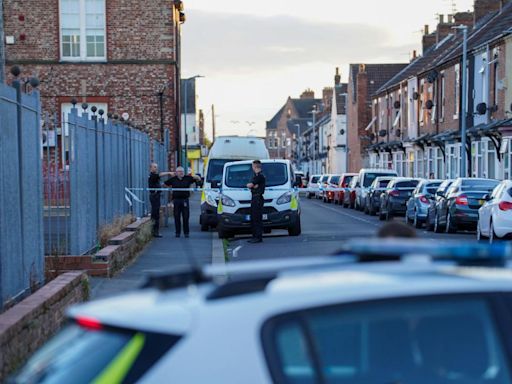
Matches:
[438,64,461,133]
[0,271,89,381]
[3,0,180,164]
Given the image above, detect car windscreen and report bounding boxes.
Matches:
[426,182,442,194]
[363,173,396,187]
[460,179,500,191]
[378,179,391,188]
[225,163,288,188]
[395,180,419,188]
[206,159,240,183]
[330,176,341,185]
[11,324,180,384]
[311,176,320,183]
[343,176,354,186]
[321,175,329,183]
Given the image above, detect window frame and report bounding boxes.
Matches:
[261,292,512,384]
[59,0,107,62]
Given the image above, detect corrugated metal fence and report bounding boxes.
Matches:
[0,81,44,308]
[45,103,169,256]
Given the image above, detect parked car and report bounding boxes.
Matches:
[364,176,395,216]
[307,174,321,199]
[343,174,359,208]
[405,179,443,228]
[334,173,357,205]
[323,174,341,203]
[355,168,398,211]
[294,171,306,188]
[317,174,330,199]
[379,178,420,221]
[13,239,512,384]
[434,178,500,234]
[478,180,512,242]
[425,179,453,231]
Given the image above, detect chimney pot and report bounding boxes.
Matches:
[439,14,444,23]
[424,24,429,35]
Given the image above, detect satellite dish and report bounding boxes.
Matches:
[425,100,434,110]
[476,102,487,115]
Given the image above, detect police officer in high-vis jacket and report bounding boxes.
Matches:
[246,160,266,243]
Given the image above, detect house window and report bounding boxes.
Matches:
[419,80,425,125]
[454,64,460,119]
[60,0,106,61]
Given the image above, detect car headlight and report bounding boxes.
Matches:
[221,194,236,207]
[206,192,218,207]
[277,191,292,205]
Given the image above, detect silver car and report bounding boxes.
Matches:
[405,179,443,228]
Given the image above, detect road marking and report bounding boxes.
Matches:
[232,245,242,258]
[309,201,380,227]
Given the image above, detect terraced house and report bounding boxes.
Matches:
[3,0,185,165]
[367,0,512,180]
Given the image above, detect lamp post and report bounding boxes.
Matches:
[182,75,203,174]
[295,123,302,169]
[453,25,468,177]
[309,106,319,174]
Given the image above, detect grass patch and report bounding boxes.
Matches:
[97,214,135,248]
[222,238,230,262]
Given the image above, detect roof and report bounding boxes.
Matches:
[350,63,408,102]
[441,3,512,65]
[266,98,322,130]
[286,118,311,136]
[376,34,463,95]
[266,105,285,129]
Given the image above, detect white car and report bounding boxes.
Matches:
[478,179,512,242]
[216,159,301,238]
[12,239,512,383]
[307,174,321,199]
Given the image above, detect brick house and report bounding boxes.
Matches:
[3,0,185,166]
[266,89,321,160]
[346,63,408,172]
[368,0,512,180]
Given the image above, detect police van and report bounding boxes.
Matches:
[200,136,269,231]
[216,159,301,239]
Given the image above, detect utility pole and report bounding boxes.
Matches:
[211,104,216,140]
[0,0,5,83]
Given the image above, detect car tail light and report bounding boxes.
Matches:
[419,195,429,204]
[499,201,512,211]
[389,190,399,197]
[455,194,468,206]
[76,316,103,331]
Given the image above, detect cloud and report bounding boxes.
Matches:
[182,10,416,75]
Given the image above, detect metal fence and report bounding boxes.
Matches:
[0,81,44,309]
[44,102,169,256]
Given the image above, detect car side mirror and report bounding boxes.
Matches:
[355,182,360,188]
[211,180,220,189]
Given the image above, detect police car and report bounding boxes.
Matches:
[11,240,512,384]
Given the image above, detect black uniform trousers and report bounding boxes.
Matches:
[250,195,264,240]
[150,192,161,235]
[173,198,190,235]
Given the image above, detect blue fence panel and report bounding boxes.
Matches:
[0,82,44,309]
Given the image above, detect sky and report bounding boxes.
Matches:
[181,0,474,139]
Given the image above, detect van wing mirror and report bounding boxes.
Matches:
[211,180,220,189]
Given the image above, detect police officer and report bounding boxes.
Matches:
[148,163,172,238]
[164,167,201,238]
[246,160,266,243]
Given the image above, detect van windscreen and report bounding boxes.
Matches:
[206,159,240,183]
[363,173,396,187]
[225,163,288,188]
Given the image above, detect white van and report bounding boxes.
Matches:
[200,136,269,231]
[355,168,398,211]
[216,159,301,239]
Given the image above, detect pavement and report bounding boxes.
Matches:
[90,195,214,299]
[226,196,475,262]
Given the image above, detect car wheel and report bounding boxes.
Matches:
[307,194,312,199]
[200,224,209,232]
[434,213,442,233]
[288,218,302,236]
[217,227,232,239]
[368,204,375,216]
[445,213,456,234]
[425,212,434,231]
[413,211,422,229]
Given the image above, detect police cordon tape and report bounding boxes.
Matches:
[124,186,351,206]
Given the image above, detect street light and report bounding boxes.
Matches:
[182,75,204,174]
[309,106,319,174]
[453,25,468,177]
[295,123,302,169]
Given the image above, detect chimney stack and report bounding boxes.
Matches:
[300,89,315,99]
[439,14,445,23]
[447,14,454,23]
[412,50,417,61]
[422,24,436,54]
[454,11,474,27]
[474,0,507,25]
[334,67,341,85]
